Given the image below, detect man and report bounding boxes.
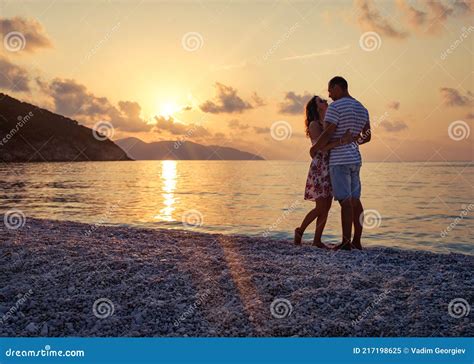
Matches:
[310,76,371,250]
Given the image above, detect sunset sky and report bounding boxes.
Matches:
[0,0,472,161]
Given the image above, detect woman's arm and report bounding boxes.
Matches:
[319,139,346,153]
[309,123,336,157]
[319,130,355,153]
[354,121,371,146]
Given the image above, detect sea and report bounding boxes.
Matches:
[1,160,472,255]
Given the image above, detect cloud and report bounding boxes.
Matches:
[394,0,473,36]
[49,78,108,116]
[357,0,473,38]
[439,87,473,107]
[200,83,254,114]
[387,101,400,110]
[253,126,271,134]
[153,115,211,137]
[380,120,408,132]
[0,17,53,53]
[396,0,428,30]
[227,119,275,135]
[356,0,407,38]
[251,92,266,107]
[280,45,351,61]
[0,56,30,92]
[115,101,149,132]
[35,76,49,93]
[47,78,151,132]
[228,119,250,131]
[423,0,454,34]
[454,0,474,14]
[278,91,312,115]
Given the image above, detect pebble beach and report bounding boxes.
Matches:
[0,217,472,337]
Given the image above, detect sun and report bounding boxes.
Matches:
[158,101,180,119]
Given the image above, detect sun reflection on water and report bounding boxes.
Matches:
[154,160,177,222]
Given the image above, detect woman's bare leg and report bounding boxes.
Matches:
[313,197,332,246]
[295,198,331,245]
[295,204,318,245]
[299,205,318,232]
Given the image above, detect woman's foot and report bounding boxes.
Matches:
[294,227,303,245]
[312,240,330,250]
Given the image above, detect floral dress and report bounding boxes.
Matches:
[304,138,332,201]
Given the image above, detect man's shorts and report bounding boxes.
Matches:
[329,163,362,201]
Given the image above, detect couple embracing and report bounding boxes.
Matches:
[294,76,371,251]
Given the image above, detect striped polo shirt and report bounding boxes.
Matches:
[324,97,369,166]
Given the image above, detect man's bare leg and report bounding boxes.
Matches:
[351,198,363,249]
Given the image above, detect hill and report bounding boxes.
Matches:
[0,93,131,162]
[116,137,264,160]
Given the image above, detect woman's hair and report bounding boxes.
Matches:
[305,96,321,137]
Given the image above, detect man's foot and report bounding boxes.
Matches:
[333,241,352,251]
[312,240,330,250]
[351,240,363,250]
[294,227,303,245]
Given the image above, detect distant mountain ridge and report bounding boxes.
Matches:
[0,93,264,162]
[0,93,131,162]
[116,137,265,160]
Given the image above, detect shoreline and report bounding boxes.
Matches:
[0,217,472,337]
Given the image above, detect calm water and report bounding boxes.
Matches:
[1,161,472,254]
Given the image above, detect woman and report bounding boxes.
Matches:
[294,96,353,248]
